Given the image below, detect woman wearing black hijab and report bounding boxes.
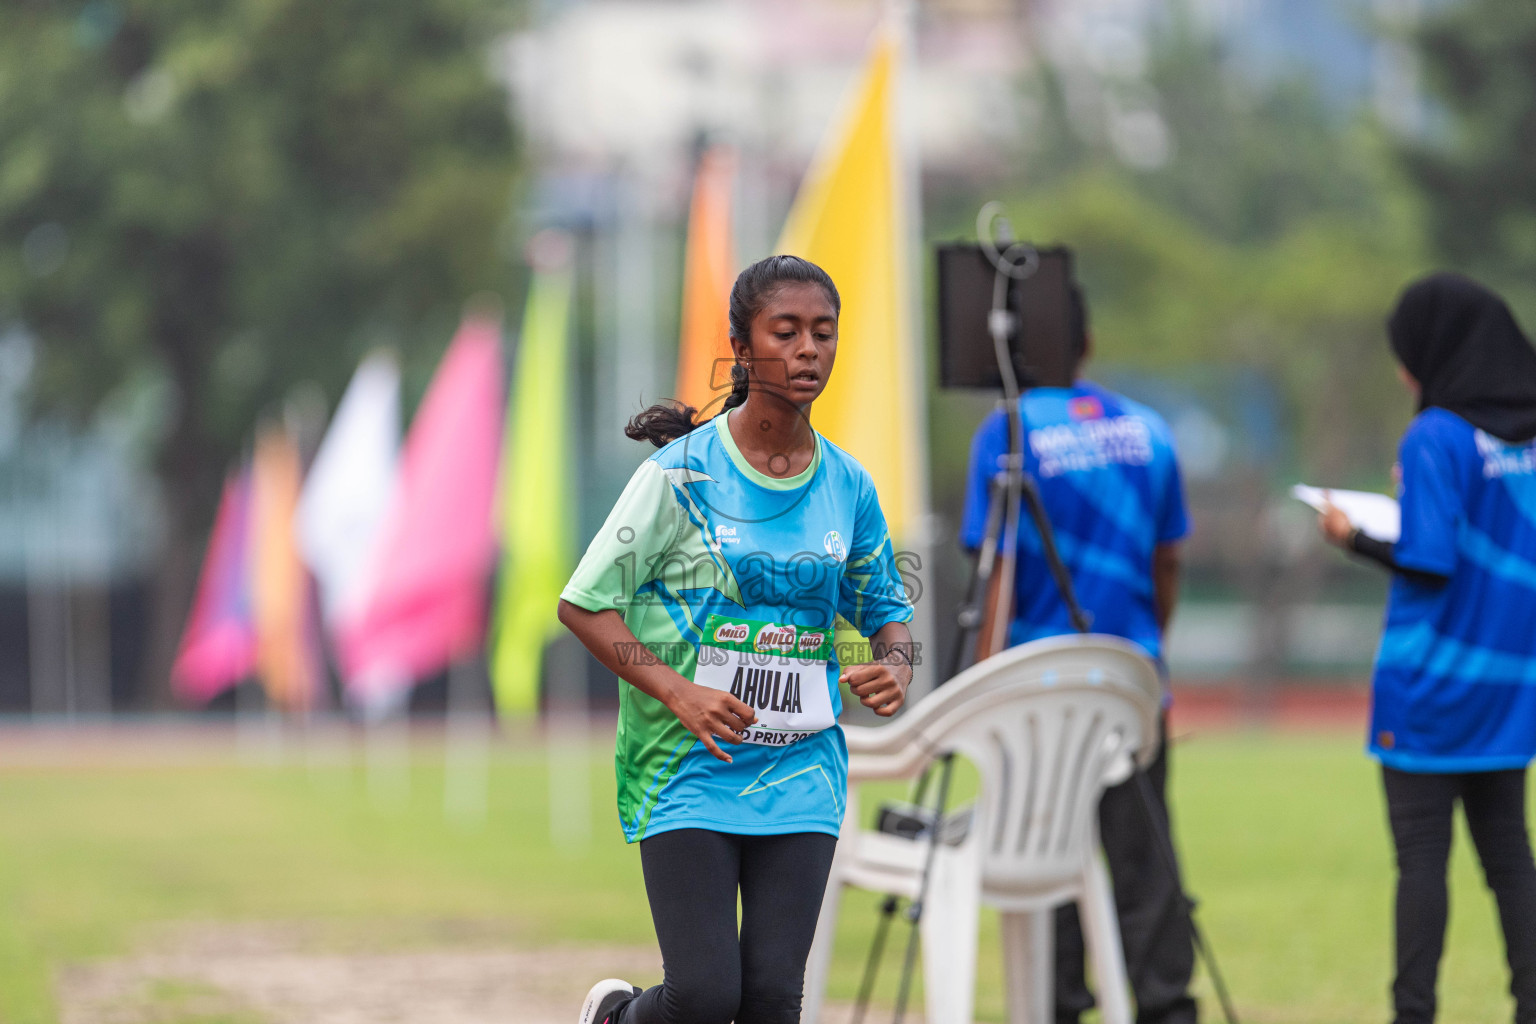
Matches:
[1317,273,1536,1023]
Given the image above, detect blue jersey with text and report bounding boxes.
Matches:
[1370,408,1536,772]
[562,414,913,842]
[960,382,1189,660]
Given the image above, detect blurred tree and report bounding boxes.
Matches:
[1016,6,1380,246]
[0,0,520,704]
[923,7,1438,676]
[1137,17,1378,246]
[962,7,1432,488]
[928,170,1424,491]
[1399,0,1536,320]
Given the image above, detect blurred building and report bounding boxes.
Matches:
[504,0,1029,184]
[0,329,161,714]
[1030,0,1432,166]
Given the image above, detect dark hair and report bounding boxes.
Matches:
[625,255,841,447]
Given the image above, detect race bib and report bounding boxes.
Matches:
[692,615,836,746]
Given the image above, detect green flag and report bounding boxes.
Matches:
[491,263,575,714]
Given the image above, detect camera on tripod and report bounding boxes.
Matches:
[933,228,1095,674]
[935,242,1080,391]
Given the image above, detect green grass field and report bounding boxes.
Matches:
[0,726,1520,1023]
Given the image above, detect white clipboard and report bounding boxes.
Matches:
[1292,484,1401,543]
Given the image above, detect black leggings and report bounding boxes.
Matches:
[1382,766,1536,1024]
[618,828,838,1024]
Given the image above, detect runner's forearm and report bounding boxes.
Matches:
[557,600,691,708]
[869,620,915,689]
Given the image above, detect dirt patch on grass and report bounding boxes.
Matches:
[59,923,662,1024]
[57,922,887,1024]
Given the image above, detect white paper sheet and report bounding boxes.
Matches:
[1292,484,1401,543]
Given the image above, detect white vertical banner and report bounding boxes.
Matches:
[296,350,401,632]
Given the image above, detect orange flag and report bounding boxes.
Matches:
[673,145,737,416]
[250,421,322,713]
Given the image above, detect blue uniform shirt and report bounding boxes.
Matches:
[1370,408,1536,772]
[959,382,1189,661]
[563,414,913,841]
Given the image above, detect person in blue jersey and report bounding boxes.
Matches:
[1317,272,1536,1024]
[959,286,1198,1024]
[560,255,916,1024]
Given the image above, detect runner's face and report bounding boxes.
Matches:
[734,281,838,406]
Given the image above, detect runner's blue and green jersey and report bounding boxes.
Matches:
[561,414,913,842]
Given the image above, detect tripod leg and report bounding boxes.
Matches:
[1130,770,1241,1024]
[851,896,900,1024]
[953,472,1011,677]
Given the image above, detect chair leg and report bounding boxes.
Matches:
[1080,855,1133,1024]
[919,845,982,1024]
[1001,910,1052,1024]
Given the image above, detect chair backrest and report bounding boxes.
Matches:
[876,636,1160,907]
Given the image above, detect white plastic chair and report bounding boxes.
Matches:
[802,634,1162,1024]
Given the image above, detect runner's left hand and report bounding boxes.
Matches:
[841,660,908,717]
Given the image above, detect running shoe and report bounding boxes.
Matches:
[578,978,641,1024]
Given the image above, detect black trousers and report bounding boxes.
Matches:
[1055,714,1198,1024]
[1381,765,1536,1024]
[617,828,837,1024]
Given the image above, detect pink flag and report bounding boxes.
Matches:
[338,316,504,707]
[172,468,257,704]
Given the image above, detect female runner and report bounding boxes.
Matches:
[561,255,916,1024]
[1318,273,1536,1023]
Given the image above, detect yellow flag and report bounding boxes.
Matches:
[775,27,924,544]
[674,145,737,415]
[491,253,576,715]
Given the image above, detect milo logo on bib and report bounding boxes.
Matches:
[797,630,828,655]
[713,621,750,644]
[754,624,798,654]
[693,615,837,746]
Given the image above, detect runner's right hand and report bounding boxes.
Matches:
[669,682,757,763]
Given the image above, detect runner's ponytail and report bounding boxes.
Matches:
[625,255,838,448]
